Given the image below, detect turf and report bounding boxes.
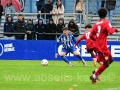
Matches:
[0,60,120,90]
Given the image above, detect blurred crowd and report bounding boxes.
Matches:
[2,14,80,40]
[0,0,116,40]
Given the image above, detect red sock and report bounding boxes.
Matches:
[94,64,106,76]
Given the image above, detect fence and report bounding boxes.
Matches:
[1,12,120,40]
[1,13,84,39]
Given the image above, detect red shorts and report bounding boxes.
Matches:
[87,47,98,53]
[97,50,112,62]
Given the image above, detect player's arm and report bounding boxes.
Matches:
[55,36,61,58]
[74,34,85,47]
[106,23,118,35]
[71,34,80,48]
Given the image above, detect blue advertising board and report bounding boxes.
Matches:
[0,40,120,61]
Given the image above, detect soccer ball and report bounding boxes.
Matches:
[41,59,48,66]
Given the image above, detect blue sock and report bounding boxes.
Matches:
[76,54,84,61]
[61,56,70,64]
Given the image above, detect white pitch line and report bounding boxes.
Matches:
[104,87,120,90]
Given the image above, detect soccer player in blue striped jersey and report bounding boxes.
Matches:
[55,27,87,66]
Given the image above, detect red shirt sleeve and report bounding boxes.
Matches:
[106,23,117,35]
[75,34,85,45]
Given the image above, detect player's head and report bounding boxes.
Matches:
[85,24,92,30]
[62,27,69,36]
[98,8,107,18]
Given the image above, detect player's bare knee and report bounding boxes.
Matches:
[59,54,64,57]
[73,51,78,56]
[59,52,66,57]
[74,53,78,56]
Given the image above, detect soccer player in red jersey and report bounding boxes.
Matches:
[89,8,118,84]
[75,24,102,67]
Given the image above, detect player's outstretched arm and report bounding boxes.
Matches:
[75,34,85,46]
[106,23,117,35]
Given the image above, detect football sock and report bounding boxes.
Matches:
[94,64,106,76]
[61,56,70,64]
[76,54,84,61]
[76,54,87,66]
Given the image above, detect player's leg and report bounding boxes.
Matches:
[60,48,73,66]
[90,51,96,58]
[90,51,113,84]
[88,47,103,67]
[87,48,97,67]
[90,52,104,84]
[71,47,87,66]
[89,50,97,67]
[94,51,112,75]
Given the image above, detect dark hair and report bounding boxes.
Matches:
[68,19,76,28]
[62,27,68,31]
[98,8,107,18]
[85,24,92,29]
[18,14,24,17]
[56,0,62,8]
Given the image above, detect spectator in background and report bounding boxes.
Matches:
[12,14,26,40]
[51,0,55,5]
[3,0,15,18]
[35,18,46,40]
[39,0,53,24]
[0,0,3,26]
[68,19,79,37]
[36,0,45,19]
[101,0,105,7]
[45,0,55,5]
[26,18,36,40]
[4,15,15,40]
[106,0,116,24]
[46,18,56,40]
[56,18,65,37]
[96,0,100,11]
[52,0,64,24]
[74,0,84,24]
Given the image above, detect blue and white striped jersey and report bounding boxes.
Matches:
[55,33,79,53]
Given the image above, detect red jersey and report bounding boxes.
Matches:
[90,18,117,52]
[75,29,96,51]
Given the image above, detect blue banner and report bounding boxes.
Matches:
[0,40,120,61]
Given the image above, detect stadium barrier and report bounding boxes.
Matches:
[4,13,84,24]
[0,40,120,61]
[2,13,84,39]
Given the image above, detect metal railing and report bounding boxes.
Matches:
[3,12,85,36]
[2,12,120,40]
[0,32,81,40]
[4,13,85,23]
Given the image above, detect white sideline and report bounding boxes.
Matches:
[104,87,120,90]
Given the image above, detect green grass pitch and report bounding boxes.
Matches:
[0,60,120,90]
